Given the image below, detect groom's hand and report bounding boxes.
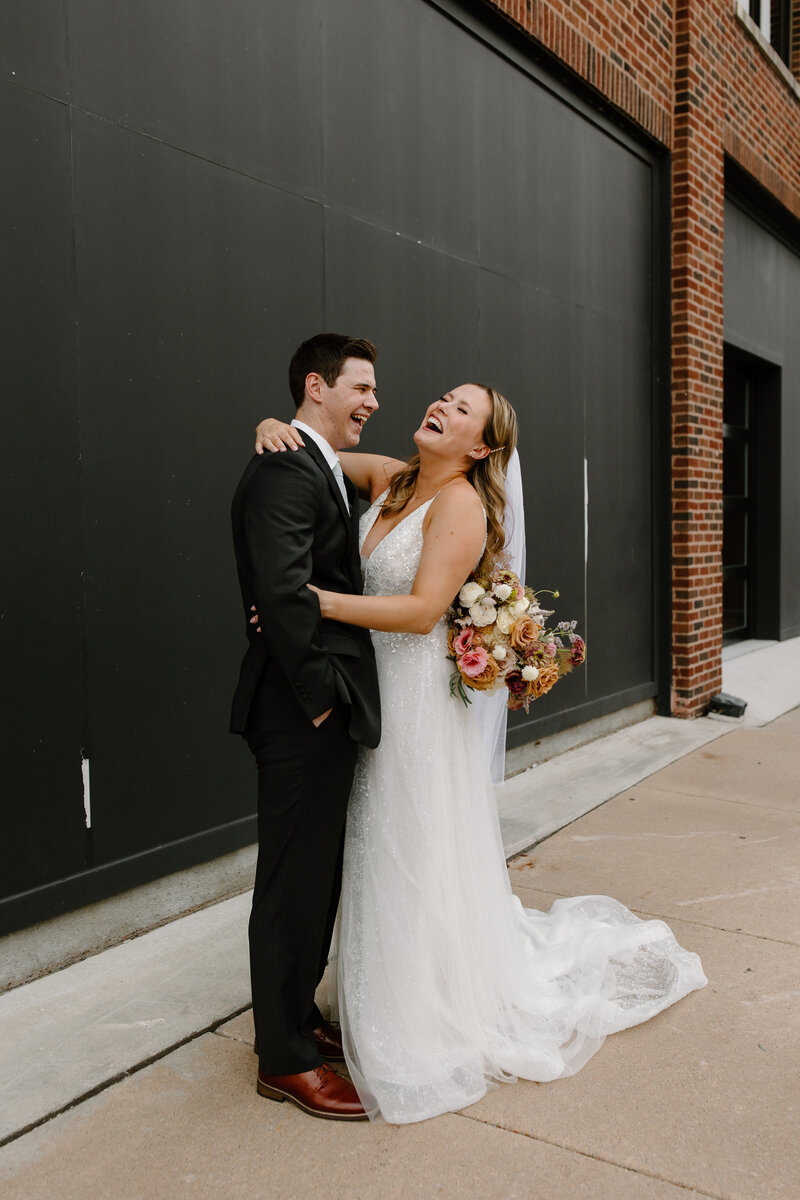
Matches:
[312,707,333,727]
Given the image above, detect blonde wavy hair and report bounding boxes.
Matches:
[382,384,518,567]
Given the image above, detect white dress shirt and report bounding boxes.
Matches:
[291,418,349,512]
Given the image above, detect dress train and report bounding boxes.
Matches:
[329,493,706,1125]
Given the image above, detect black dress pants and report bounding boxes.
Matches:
[246,683,358,1075]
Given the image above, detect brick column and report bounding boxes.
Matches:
[670,1,726,716]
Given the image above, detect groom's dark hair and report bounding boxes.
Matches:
[289,333,377,407]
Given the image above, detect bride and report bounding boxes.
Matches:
[254,384,706,1125]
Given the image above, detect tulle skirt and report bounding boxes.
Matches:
[330,625,707,1125]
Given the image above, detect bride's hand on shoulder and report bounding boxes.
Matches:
[255,418,305,455]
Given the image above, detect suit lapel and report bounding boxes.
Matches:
[303,436,352,535]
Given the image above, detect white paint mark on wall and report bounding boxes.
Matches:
[584,457,589,566]
[82,757,91,829]
[584,457,589,690]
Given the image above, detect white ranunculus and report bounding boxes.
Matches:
[512,596,530,616]
[521,664,539,681]
[459,581,486,608]
[492,644,508,662]
[493,583,513,601]
[495,606,516,634]
[469,599,496,627]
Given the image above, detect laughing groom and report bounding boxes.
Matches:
[230,334,381,1120]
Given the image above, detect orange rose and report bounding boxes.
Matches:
[510,616,539,653]
[526,660,560,699]
[463,655,500,692]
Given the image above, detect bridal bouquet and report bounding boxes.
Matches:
[447,565,586,713]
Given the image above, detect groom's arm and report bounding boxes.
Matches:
[243,454,337,724]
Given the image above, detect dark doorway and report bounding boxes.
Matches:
[722,366,751,637]
[722,347,781,642]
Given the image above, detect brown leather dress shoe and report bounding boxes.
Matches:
[253,1020,345,1063]
[257,1064,368,1121]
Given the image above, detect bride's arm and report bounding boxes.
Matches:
[314,486,485,635]
[254,418,404,501]
[337,451,406,502]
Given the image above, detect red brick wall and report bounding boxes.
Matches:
[482,0,800,716]
[487,0,674,143]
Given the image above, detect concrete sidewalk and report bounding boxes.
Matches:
[1,644,799,1198]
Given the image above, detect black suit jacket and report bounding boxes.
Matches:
[230,439,380,749]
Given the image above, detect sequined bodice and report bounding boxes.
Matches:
[360,492,437,596]
[359,492,448,661]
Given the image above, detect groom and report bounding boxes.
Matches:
[230,333,381,1120]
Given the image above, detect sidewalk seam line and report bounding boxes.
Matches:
[0,1003,252,1150]
[628,785,800,816]
[510,888,800,946]
[455,1112,724,1199]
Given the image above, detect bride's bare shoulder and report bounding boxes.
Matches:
[430,480,484,525]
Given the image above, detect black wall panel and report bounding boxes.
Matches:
[0,1,70,100]
[1,84,86,897]
[323,0,482,259]
[72,112,325,863]
[477,274,587,717]
[474,32,656,739]
[68,0,324,196]
[1,0,665,930]
[583,314,653,695]
[477,66,591,297]
[323,210,482,438]
[724,198,800,638]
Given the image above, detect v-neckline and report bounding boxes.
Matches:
[361,489,438,564]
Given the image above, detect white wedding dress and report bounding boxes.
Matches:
[332,492,707,1125]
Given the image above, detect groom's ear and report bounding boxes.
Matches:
[305,371,324,404]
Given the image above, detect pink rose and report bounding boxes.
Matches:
[453,628,475,656]
[458,647,489,678]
